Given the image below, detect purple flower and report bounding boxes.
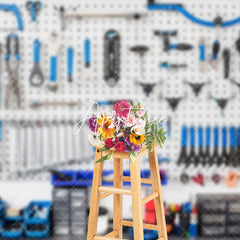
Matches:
[131,144,141,153]
[113,116,125,131]
[125,145,130,152]
[125,135,131,146]
[88,116,98,132]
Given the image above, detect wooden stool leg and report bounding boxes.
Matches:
[87,150,104,240]
[130,156,144,240]
[149,147,168,240]
[113,158,123,238]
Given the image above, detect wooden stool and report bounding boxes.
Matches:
[87,145,168,240]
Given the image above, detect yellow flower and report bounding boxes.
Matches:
[130,132,146,145]
[97,115,115,139]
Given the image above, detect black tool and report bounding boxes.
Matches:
[230,79,240,91]
[210,127,219,166]
[211,39,220,68]
[209,94,235,116]
[26,1,42,22]
[236,32,240,68]
[184,80,210,97]
[220,126,228,166]
[229,127,238,167]
[160,94,186,111]
[138,82,157,96]
[104,30,120,87]
[223,48,230,79]
[204,126,211,166]
[154,30,193,52]
[196,126,205,166]
[187,126,195,167]
[177,125,188,165]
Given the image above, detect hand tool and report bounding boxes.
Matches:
[192,173,204,186]
[159,93,187,111]
[0,120,2,141]
[220,126,228,166]
[184,80,210,97]
[211,173,221,184]
[187,126,196,167]
[59,6,147,30]
[196,126,205,166]
[159,62,187,69]
[30,100,82,108]
[199,38,205,73]
[236,31,240,69]
[67,47,74,82]
[204,126,211,166]
[5,34,21,109]
[225,171,238,188]
[29,39,44,87]
[223,48,230,79]
[35,121,43,169]
[229,126,238,167]
[211,39,220,69]
[238,127,240,160]
[180,173,190,184]
[0,4,23,30]
[154,30,193,52]
[230,79,240,91]
[84,38,91,79]
[104,30,120,87]
[148,1,240,28]
[177,125,188,165]
[179,203,191,237]
[9,121,17,173]
[47,31,62,91]
[25,1,42,22]
[210,126,219,166]
[209,94,235,116]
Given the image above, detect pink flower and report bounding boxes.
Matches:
[135,118,146,127]
[136,110,145,117]
[125,113,136,127]
[113,100,131,118]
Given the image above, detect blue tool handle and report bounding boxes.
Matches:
[230,126,236,147]
[206,126,211,147]
[199,44,205,61]
[30,3,37,21]
[214,127,219,147]
[0,4,23,30]
[67,47,74,76]
[50,56,57,82]
[84,39,90,67]
[0,120,2,141]
[222,126,227,147]
[181,126,187,147]
[238,127,240,146]
[98,101,110,106]
[159,63,169,68]
[198,127,203,147]
[190,126,195,147]
[34,39,40,63]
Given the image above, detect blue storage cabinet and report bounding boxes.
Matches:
[2,216,24,238]
[24,201,51,238]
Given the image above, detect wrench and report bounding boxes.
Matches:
[29,39,44,86]
[47,31,62,91]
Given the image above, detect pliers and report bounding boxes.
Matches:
[5,34,21,109]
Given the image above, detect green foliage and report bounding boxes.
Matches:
[99,145,110,152]
[95,152,113,164]
[129,150,139,163]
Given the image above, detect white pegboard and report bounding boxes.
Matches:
[0,0,239,198]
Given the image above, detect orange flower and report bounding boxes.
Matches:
[97,115,116,139]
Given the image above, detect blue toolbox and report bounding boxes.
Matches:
[2,215,24,238]
[24,201,51,238]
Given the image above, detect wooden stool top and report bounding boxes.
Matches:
[94,143,158,159]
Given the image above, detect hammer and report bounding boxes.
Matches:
[154,30,193,52]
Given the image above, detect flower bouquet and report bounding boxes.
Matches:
[87,100,166,163]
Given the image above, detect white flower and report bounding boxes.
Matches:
[131,125,145,135]
[88,130,104,146]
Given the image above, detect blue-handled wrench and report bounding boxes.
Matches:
[29,39,44,87]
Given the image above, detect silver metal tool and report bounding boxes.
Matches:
[30,100,82,108]
[29,39,44,86]
[5,34,21,109]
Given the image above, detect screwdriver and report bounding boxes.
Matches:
[229,127,237,167]
[197,126,205,166]
[210,127,219,166]
[177,125,188,166]
[187,126,196,167]
[159,62,187,69]
[67,46,74,82]
[220,126,228,166]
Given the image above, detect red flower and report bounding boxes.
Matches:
[115,141,126,152]
[115,137,119,143]
[105,138,115,148]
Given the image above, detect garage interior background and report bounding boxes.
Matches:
[0,0,240,239]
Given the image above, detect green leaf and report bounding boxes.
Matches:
[95,152,113,164]
[129,151,138,163]
[99,145,110,152]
